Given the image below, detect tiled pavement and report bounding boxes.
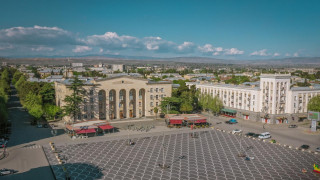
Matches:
[43,129,320,180]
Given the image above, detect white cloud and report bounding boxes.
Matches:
[72,45,92,53]
[224,48,244,55]
[0,25,80,46]
[213,52,220,56]
[31,46,54,52]
[273,52,280,57]
[293,52,299,57]
[87,32,142,50]
[198,44,215,53]
[0,25,250,57]
[198,44,226,56]
[250,49,268,56]
[176,42,196,53]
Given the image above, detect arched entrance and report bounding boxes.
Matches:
[98,90,106,120]
[109,90,116,119]
[139,89,145,117]
[129,89,136,118]
[119,89,126,119]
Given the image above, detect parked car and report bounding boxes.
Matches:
[37,124,43,128]
[289,124,297,128]
[232,129,242,134]
[300,145,310,150]
[245,132,255,137]
[258,132,271,139]
[0,168,18,176]
[225,119,238,124]
[315,147,320,152]
[252,133,260,138]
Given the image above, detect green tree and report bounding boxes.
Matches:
[180,102,193,113]
[209,96,223,116]
[154,107,159,119]
[43,104,61,120]
[23,92,42,110]
[308,95,320,112]
[12,71,23,85]
[29,104,44,120]
[62,76,86,122]
[39,83,55,104]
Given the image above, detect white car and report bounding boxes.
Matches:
[258,132,271,139]
[316,147,320,152]
[232,129,242,134]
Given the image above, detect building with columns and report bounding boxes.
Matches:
[187,74,320,124]
[55,76,172,122]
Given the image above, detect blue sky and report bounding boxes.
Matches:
[0,0,319,59]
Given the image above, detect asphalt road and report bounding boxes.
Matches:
[205,114,320,151]
[0,85,55,180]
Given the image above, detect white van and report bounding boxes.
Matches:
[258,132,271,139]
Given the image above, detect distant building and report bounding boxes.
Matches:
[112,64,125,72]
[2,62,7,66]
[71,63,83,67]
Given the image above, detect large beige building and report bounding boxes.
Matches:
[55,75,172,122]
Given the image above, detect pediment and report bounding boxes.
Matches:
[112,80,134,84]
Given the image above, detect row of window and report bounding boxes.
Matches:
[150,94,165,100]
[150,88,164,93]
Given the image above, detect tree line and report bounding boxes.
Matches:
[13,71,61,121]
[0,68,12,126]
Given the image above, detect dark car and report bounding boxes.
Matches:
[246,132,255,136]
[252,133,260,138]
[300,145,310,150]
[0,169,18,176]
[289,125,297,128]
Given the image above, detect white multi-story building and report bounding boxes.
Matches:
[187,74,320,124]
[112,64,125,72]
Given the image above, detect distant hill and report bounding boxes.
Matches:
[0,55,320,66]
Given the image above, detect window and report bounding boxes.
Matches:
[91,105,94,109]
[139,102,142,107]
[156,95,158,100]
[155,88,158,93]
[156,102,158,106]
[161,88,164,92]
[253,95,255,99]
[84,114,87,119]
[84,106,87,111]
[150,88,153,93]
[90,90,94,95]
[91,112,94,119]
[150,102,153,107]
[90,98,94,103]
[83,98,87,103]
[150,109,154,115]
[150,95,153,100]
[78,114,82,120]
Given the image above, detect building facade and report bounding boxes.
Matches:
[55,76,172,122]
[187,74,320,124]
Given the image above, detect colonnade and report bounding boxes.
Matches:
[98,88,146,120]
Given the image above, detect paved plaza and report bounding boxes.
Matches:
[44,129,320,180]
